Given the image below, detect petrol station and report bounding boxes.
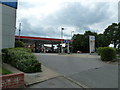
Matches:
[15,35,71,53]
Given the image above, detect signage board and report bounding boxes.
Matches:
[89,36,95,53]
[64,40,68,43]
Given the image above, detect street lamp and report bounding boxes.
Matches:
[61,27,64,53]
[19,23,21,40]
[61,27,64,39]
[71,31,74,39]
[70,31,74,53]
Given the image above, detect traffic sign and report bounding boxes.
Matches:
[63,40,68,43]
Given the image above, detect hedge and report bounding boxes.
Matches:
[13,48,32,53]
[2,48,41,73]
[15,40,24,48]
[97,47,116,61]
[97,47,104,55]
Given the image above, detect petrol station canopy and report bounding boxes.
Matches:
[15,36,72,44]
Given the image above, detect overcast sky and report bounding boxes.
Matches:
[16,0,119,39]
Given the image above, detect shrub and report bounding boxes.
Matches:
[2,48,41,73]
[97,47,104,55]
[13,48,32,53]
[15,40,24,48]
[2,48,12,63]
[100,47,116,61]
[16,59,41,73]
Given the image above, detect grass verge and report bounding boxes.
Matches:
[0,67,12,75]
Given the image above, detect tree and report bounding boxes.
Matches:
[104,23,119,48]
[72,34,83,53]
[117,23,120,50]
[72,31,98,53]
[72,22,120,53]
[96,34,109,47]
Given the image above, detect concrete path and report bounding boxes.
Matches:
[2,63,23,73]
[24,65,62,86]
[2,63,61,86]
[28,76,83,88]
[3,63,84,88]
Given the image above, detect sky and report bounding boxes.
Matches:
[16,0,119,39]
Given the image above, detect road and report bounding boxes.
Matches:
[29,53,118,88]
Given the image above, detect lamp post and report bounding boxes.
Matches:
[71,31,74,39]
[71,31,74,53]
[61,27,64,53]
[19,23,21,41]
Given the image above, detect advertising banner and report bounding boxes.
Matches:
[89,36,95,53]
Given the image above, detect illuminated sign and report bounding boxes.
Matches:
[89,36,95,53]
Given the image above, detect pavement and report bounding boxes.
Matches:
[2,63,61,85]
[2,63,84,88]
[27,76,83,88]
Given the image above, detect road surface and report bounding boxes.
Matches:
[29,53,118,88]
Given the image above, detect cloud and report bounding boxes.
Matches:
[16,0,118,39]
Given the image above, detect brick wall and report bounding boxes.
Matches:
[0,73,24,89]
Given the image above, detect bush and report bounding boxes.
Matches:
[2,48,12,63]
[100,47,116,61]
[2,48,32,63]
[16,59,41,73]
[2,48,41,73]
[13,48,32,53]
[15,40,25,48]
[97,47,104,55]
